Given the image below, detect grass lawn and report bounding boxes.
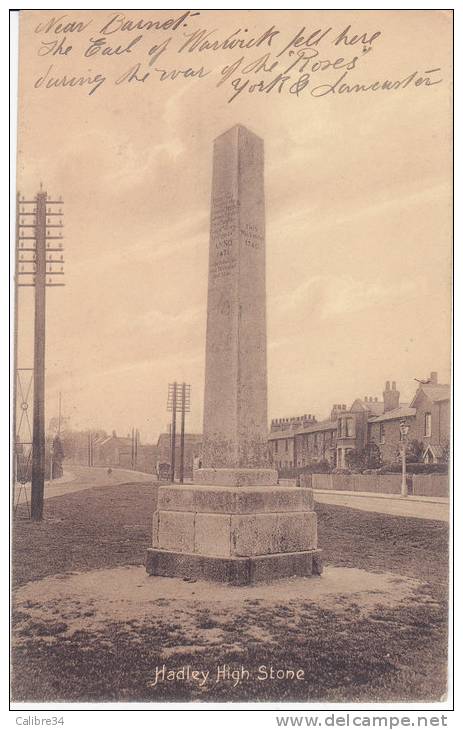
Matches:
[11,483,449,703]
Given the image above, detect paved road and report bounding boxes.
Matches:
[314,489,449,522]
[13,465,156,505]
[13,470,449,522]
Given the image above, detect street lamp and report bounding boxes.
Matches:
[399,419,410,497]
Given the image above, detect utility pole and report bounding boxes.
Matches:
[168,382,178,482]
[131,427,139,470]
[30,190,47,519]
[179,382,191,484]
[12,193,20,499]
[16,187,64,521]
[87,432,93,467]
[167,382,191,484]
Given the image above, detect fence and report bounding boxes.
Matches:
[301,472,448,497]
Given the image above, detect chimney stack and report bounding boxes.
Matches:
[383,380,400,413]
[430,371,438,385]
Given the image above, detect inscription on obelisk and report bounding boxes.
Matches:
[196,125,276,484]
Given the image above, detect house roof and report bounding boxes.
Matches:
[351,399,409,417]
[296,420,337,435]
[97,436,132,447]
[350,399,384,416]
[422,443,444,459]
[369,406,416,423]
[410,383,450,406]
[268,420,337,439]
[268,429,296,440]
[156,433,202,447]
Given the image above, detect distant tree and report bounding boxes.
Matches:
[365,441,382,470]
[60,428,107,463]
[345,449,366,472]
[441,440,450,463]
[406,439,425,463]
[345,444,382,472]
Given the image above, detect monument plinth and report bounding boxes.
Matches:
[146,125,322,584]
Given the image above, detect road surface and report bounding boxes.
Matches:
[13,465,156,505]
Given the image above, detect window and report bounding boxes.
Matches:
[425,412,432,437]
[346,418,354,437]
[314,433,318,448]
[379,423,385,444]
[331,430,335,445]
[274,440,278,453]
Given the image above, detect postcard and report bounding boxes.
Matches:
[11,8,452,708]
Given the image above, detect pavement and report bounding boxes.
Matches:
[313,489,449,522]
[13,465,156,506]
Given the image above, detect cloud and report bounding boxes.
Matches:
[270,273,427,321]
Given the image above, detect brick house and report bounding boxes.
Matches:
[92,431,157,472]
[408,373,450,463]
[294,420,337,469]
[369,373,449,465]
[368,406,417,464]
[268,371,449,474]
[93,431,133,468]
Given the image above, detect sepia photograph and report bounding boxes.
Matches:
[10,6,453,711]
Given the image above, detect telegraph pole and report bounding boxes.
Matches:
[87,432,94,467]
[179,382,191,484]
[131,427,139,470]
[16,187,65,521]
[30,190,47,519]
[170,383,178,482]
[167,382,191,484]
[12,193,20,498]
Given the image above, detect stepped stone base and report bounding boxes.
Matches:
[194,468,278,487]
[146,483,322,585]
[146,548,323,585]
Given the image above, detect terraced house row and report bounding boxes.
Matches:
[268,372,450,472]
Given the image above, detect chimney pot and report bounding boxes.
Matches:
[364,396,368,401]
[383,380,400,412]
[374,397,378,402]
[430,371,438,384]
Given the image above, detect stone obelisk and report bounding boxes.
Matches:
[196,124,276,486]
[146,125,322,585]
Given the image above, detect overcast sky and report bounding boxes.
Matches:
[16,9,452,443]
